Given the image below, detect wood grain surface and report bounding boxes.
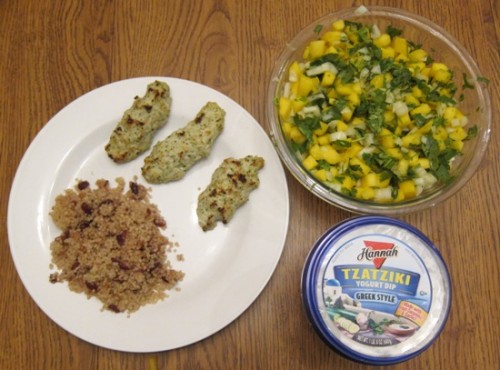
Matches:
[1,0,499,369]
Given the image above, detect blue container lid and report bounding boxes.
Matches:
[301,216,451,365]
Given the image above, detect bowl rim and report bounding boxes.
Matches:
[266,5,492,215]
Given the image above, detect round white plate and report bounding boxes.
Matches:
[7,77,289,352]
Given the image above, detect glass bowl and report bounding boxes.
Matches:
[266,6,491,216]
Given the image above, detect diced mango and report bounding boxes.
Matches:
[279,97,292,119]
[336,120,349,132]
[392,36,408,56]
[281,121,293,138]
[443,107,457,122]
[347,93,360,106]
[314,122,329,136]
[409,49,428,62]
[374,33,391,48]
[292,98,306,112]
[309,40,326,59]
[451,139,464,151]
[342,176,356,190]
[289,61,302,79]
[322,31,344,45]
[417,158,430,169]
[341,106,353,122]
[309,144,324,160]
[318,134,330,145]
[370,74,385,89]
[386,147,403,160]
[321,71,336,86]
[404,94,420,107]
[410,103,431,116]
[297,75,319,97]
[332,19,345,31]
[359,187,375,200]
[350,157,371,175]
[322,146,341,164]
[381,47,396,58]
[313,169,328,182]
[399,180,417,198]
[302,155,318,170]
[361,173,379,188]
[449,127,467,141]
[398,113,412,127]
[397,159,409,177]
[290,126,306,144]
[433,69,451,83]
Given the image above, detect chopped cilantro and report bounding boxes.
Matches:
[317,160,331,170]
[362,151,396,172]
[477,76,490,85]
[413,114,428,127]
[332,140,352,148]
[313,24,323,34]
[386,25,402,37]
[357,26,371,42]
[426,88,456,105]
[421,134,457,183]
[293,115,320,141]
[432,116,446,127]
[338,63,357,83]
[465,125,478,140]
[390,65,413,90]
[462,73,474,89]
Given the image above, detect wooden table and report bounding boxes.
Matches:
[1,1,498,369]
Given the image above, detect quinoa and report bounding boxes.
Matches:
[49,178,183,314]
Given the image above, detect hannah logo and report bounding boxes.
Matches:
[357,241,398,269]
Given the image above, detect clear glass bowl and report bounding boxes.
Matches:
[267,6,491,216]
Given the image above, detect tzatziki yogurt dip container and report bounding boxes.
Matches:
[301,216,451,365]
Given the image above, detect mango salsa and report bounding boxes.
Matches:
[277,20,476,202]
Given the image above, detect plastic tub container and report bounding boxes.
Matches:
[301,216,451,365]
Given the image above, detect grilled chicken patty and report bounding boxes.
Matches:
[141,102,225,184]
[197,155,264,231]
[105,80,171,163]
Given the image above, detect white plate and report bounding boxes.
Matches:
[7,77,289,352]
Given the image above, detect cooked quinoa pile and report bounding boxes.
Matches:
[49,178,183,314]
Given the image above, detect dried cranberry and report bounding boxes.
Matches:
[111,257,130,270]
[129,182,139,195]
[81,202,93,215]
[116,232,127,246]
[85,281,98,291]
[154,218,166,228]
[77,181,90,190]
[108,304,121,313]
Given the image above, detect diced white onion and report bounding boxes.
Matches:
[355,5,369,15]
[392,101,408,116]
[371,64,381,75]
[302,105,321,116]
[385,92,395,104]
[359,145,376,157]
[360,68,370,80]
[345,127,357,137]
[306,62,338,77]
[374,187,393,201]
[330,131,347,141]
[283,82,291,98]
